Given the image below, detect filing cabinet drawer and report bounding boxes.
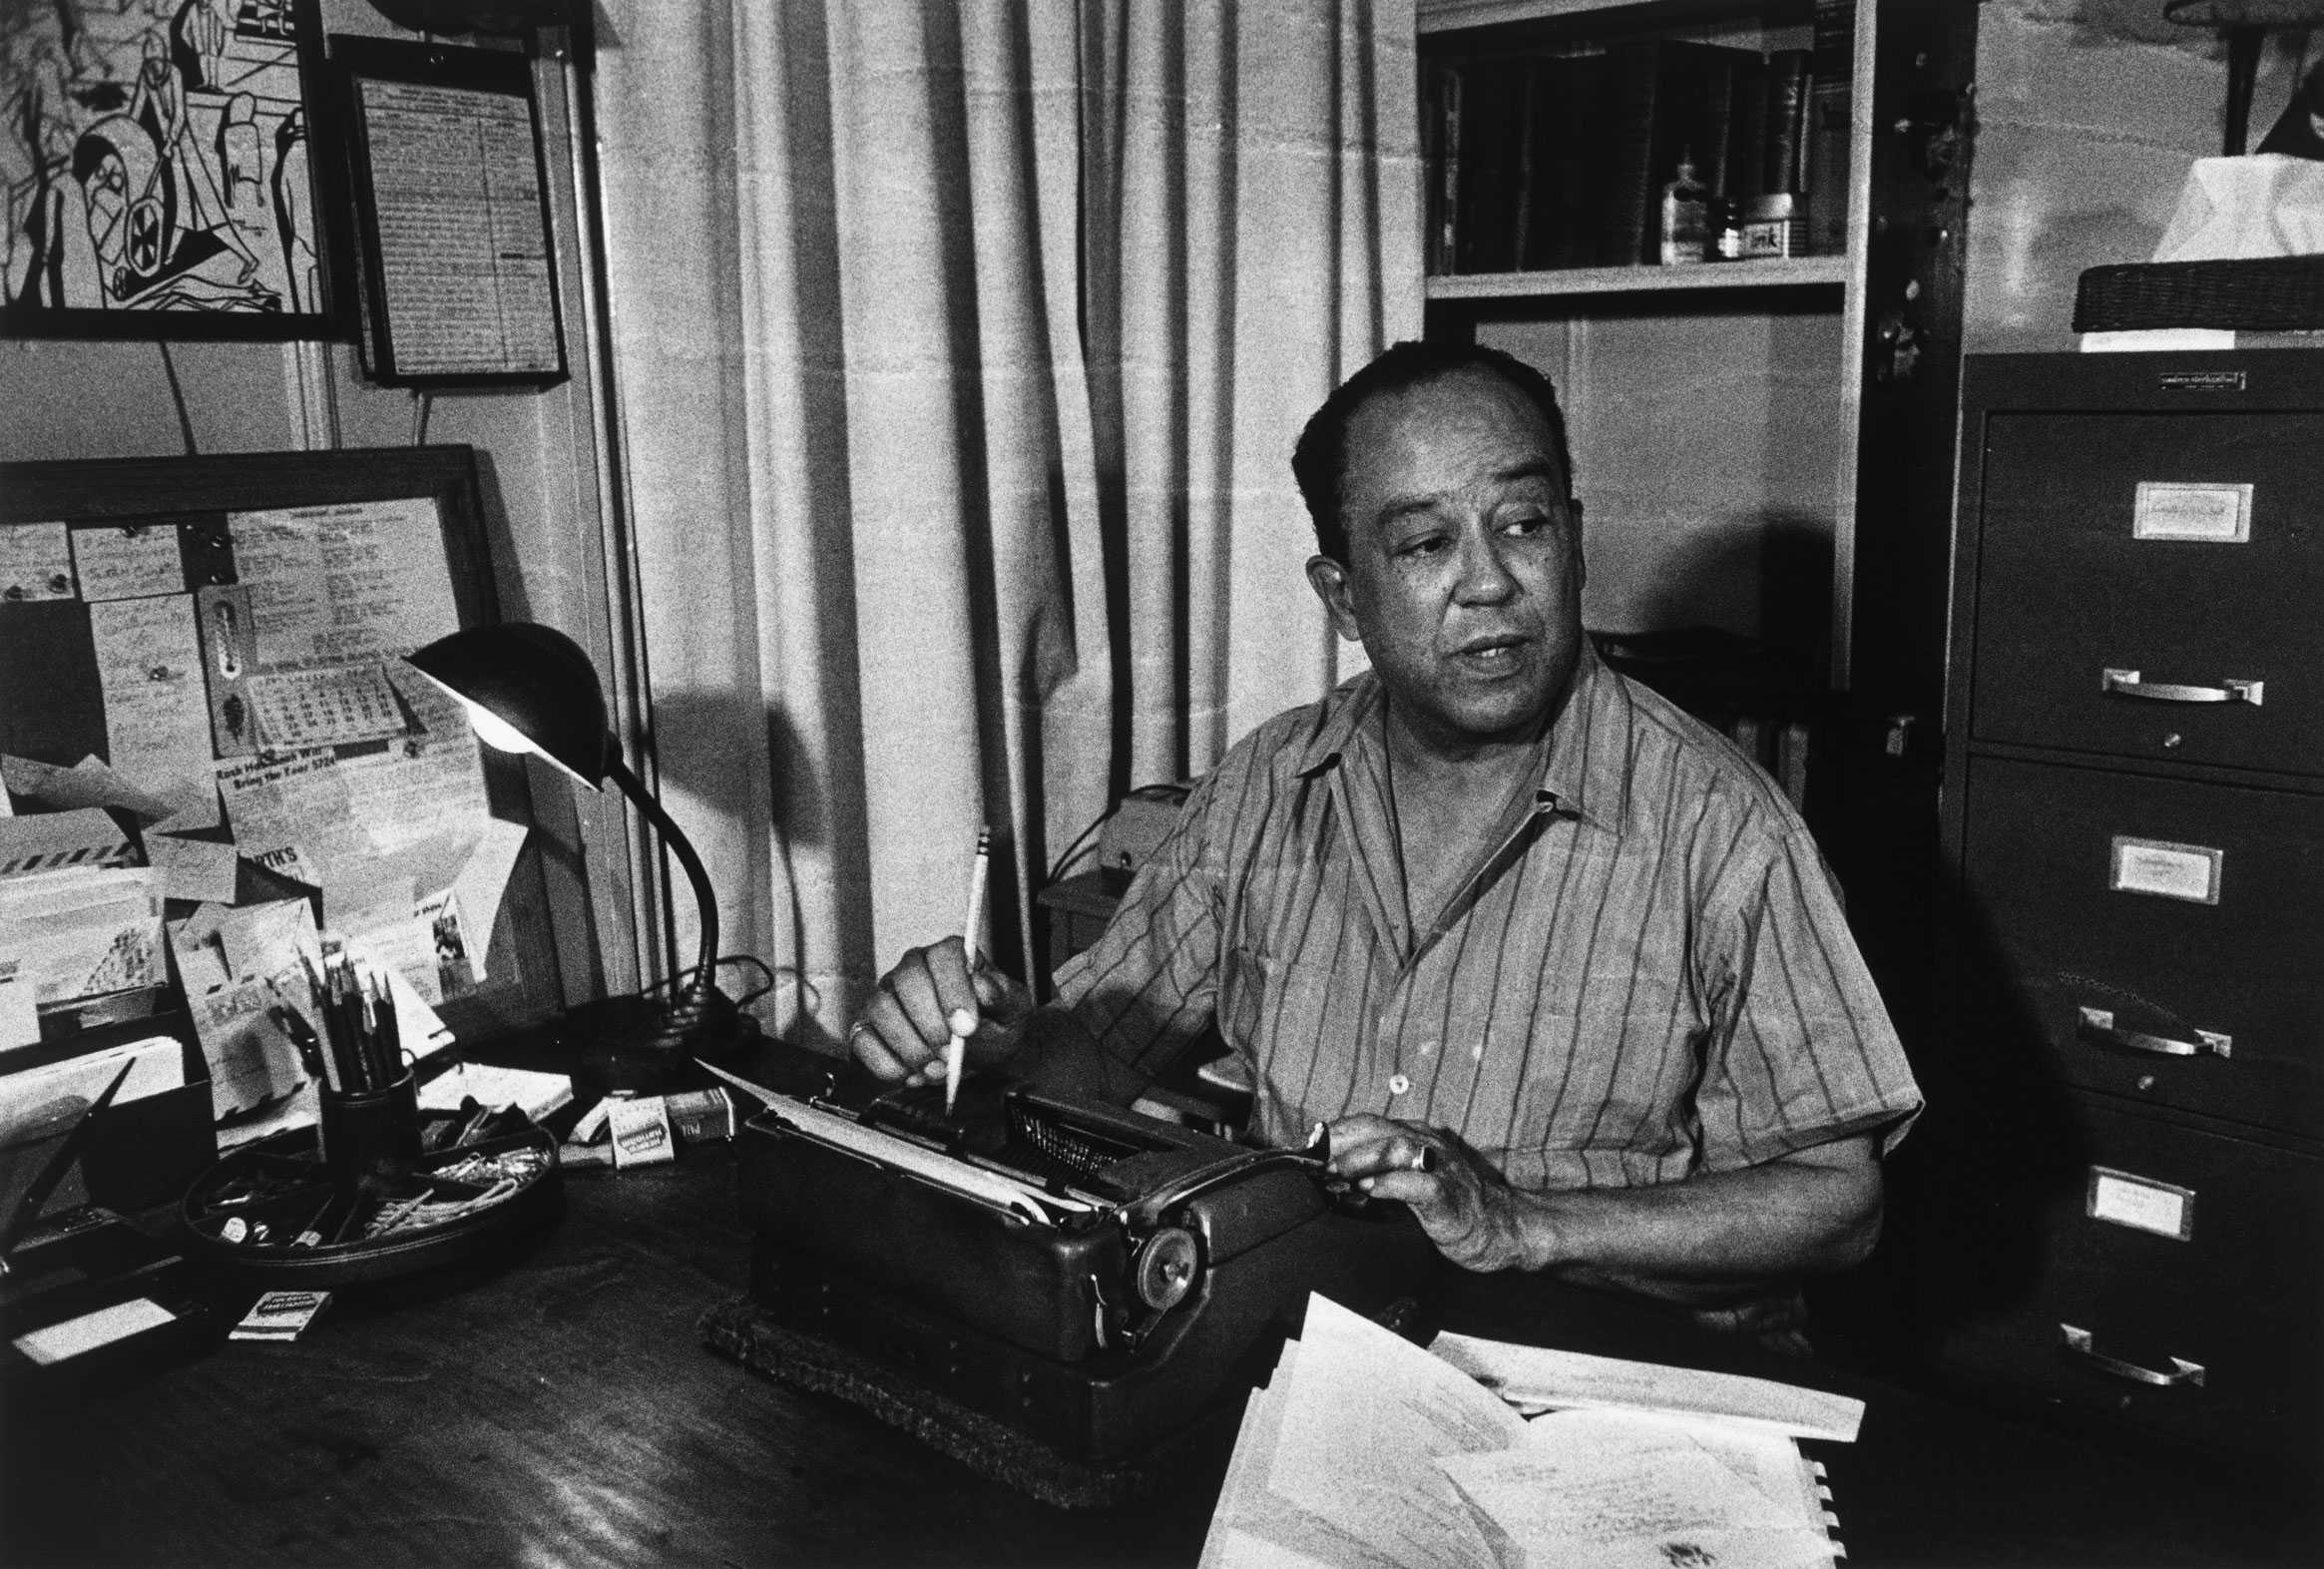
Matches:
[1958,758,2324,1137]
[1971,411,2324,774]
[1937,1098,2322,1467]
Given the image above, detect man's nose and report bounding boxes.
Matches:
[1452,529,1519,603]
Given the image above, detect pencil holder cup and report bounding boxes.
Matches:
[319,1070,422,1182]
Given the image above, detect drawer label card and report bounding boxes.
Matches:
[2087,1166,2195,1241]
[2108,836,2222,905]
[2131,481,2251,542]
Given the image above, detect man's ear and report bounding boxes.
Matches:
[1306,554,1363,643]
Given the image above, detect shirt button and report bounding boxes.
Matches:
[1471,1044,1484,1061]
[1388,1072,1412,1096]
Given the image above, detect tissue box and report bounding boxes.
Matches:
[2074,255,2324,332]
[2074,155,2324,334]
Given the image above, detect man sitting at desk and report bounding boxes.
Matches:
[849,340,1922,1340]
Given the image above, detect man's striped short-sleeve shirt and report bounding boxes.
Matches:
[1054,647,1921,1191]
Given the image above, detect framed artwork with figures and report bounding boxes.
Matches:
[1,0,346,340]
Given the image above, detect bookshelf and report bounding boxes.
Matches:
[1417,0,1872,682]
[1416,0,1981,1171]
[1428,255,1848,299]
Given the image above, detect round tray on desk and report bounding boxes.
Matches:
[179,1110,562,1287]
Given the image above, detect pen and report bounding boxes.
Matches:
[944,827,991,1118]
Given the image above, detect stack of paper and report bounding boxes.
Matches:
[1202,1295,1852,1569]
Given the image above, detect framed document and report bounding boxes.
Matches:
[327,38,567,386]
[0,0,346,340]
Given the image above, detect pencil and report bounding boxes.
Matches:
[944,827,991,1118]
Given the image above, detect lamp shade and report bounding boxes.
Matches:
[403,623,611,785]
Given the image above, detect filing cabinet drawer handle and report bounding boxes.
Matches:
[2060,1323,2205,1388]
[2076,1007,2231,1060]
[2100,669,2263,706]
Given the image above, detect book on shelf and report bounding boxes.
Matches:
[1452,56,1533,273]
[1762,48,1812,206]
[1423,59,1463,275]
[1200,1293,1855,1569]
[1804,0,1854,256]
[1521,53,1621,269]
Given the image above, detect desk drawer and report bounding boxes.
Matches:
[1959,758,2324,1136]
[1970,411,2324,774]
[1937,1099,2322,1466]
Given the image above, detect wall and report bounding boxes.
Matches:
[0,6,637,1011]
[1967,0,2317,351]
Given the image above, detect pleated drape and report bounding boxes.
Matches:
[595,0,1418,1047]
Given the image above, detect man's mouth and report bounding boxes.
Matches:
[1450,634,1528,670]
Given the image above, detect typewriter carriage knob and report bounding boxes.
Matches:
[1134,1226,1200,1311]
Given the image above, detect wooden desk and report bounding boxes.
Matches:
[5,1143,2318,1567]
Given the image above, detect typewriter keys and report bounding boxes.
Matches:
[1134,1226,1199,1311]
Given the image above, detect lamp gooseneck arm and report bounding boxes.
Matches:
[604,751,719,1008]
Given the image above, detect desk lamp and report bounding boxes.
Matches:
[403,623,738,1090]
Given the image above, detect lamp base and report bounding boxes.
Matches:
[576,987,752,1099]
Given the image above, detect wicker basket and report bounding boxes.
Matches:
[2073,255,2324,332]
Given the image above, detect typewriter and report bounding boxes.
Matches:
[717,1058,1435,1465]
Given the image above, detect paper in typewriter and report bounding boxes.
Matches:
[1201,1294,1844,1569]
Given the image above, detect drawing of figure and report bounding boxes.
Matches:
[3,0,305,317]
[272,105,316,314]
[2,24,77,306]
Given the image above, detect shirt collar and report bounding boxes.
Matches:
[1291,641,1635,832]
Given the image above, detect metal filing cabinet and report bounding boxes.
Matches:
[1936,354,2324,1471]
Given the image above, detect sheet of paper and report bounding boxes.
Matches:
[418,885,479,996]
[0,955,36,1050]
[246,663,410,750]
[228,500,462,669]
[0,522,74,601]
[418,1061,572,1119]
[217,749,374,889]
[69,524,185,602]
[12,1299,179,1366]
[87,594,220,831]
[451,817,527,955]
[1263,1296,1528,1569]
[0,864,165,1005]
[1428,1330,1866,1443]
[0,805,134,875]
[1439,1438,1834,1569]
[0,1034,185,1147]
[0,755,175,821]
[336,667,491,853]
[217,1080,319,1151]
[759,1095,1094,1225]
[145,833,240,904]
[331,874,442,1005]
[1201,1348,1412,1569]
[169,897,319,1119]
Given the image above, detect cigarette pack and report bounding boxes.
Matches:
[230,1290,331,1341]
[666,1087,735,1146]
[606,1095,674,1169]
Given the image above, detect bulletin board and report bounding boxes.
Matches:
[0,447,563,1134]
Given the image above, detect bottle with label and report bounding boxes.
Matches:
[1658,154,1709,265]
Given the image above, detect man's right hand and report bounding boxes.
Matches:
[848,936,1035,1085]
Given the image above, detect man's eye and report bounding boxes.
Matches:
[1393,535,1447,559]
[1502,512,1555,537]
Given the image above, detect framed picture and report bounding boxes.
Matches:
[327,37,567,386]
[0,0,346,340]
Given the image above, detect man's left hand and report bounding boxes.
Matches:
[1325,1113,1537,1273]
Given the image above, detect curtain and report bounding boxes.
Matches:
[594,0,1418,1048]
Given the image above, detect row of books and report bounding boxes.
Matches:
[1425,9,1853,274]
